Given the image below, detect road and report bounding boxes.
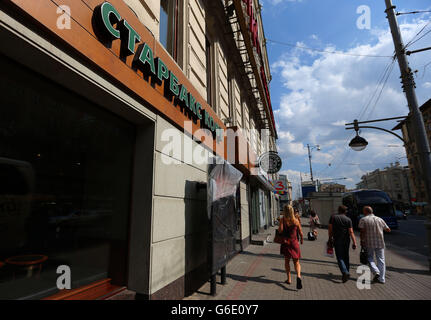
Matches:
[385,215,429,264]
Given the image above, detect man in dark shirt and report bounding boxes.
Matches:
[328,205,358,282]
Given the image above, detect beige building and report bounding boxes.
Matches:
[356,162,413,206]
[393,99,431,211]
[277,174,293,211]
[319,183,346,194]
[309,192,343,227]
[0,0,278,300]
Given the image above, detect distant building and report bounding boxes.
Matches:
[308,191,343,227]
[277,174,293,211]
[356,162,413,207]
[319,183,346,193]
[392,99,431,212]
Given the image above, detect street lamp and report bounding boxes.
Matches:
[307,144,320,182]
[345,118,407,150]
[349,133,368,151]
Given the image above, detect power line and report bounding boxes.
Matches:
[397,10,431,16]
[404,20,431,49]
[365,58,397,120]
[419,61,431,79]
[314,54,399,178]
[265,39,394,58]
[407,28,431,48]
[357,57,396,121]
[315,57,397,178]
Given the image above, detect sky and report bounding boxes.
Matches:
[260,0,431,198]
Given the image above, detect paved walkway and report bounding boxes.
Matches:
[184,219,431,300]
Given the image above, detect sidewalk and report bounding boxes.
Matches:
[184,218,431,300]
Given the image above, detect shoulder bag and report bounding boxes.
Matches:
[360,247,368,265]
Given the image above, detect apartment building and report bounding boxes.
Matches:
[319,183,346,194]
[393,99,431,212]
[356,162,413,207]
[0,0,278,299]
[275,174,292,211]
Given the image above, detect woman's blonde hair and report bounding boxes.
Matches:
[283,204,296,226]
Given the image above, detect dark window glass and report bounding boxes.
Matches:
[355,191,392,204]
[206,37,212,107]
[0,57,135,299]
[160,0,178,59]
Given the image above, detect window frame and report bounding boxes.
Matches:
[160,0,179,61]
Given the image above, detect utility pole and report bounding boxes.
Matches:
[307,144,314,182]
[385,0,431,271]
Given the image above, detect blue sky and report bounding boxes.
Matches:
[260,0,431,197]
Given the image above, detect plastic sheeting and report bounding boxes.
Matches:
[207,160,243,275]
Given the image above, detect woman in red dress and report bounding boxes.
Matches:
[278,205,304,289]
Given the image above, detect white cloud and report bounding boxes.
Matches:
[272,18,430,189]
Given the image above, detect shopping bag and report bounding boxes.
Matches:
[325,240,334,258]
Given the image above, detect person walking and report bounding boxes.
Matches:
[294,207,301,241]
[278,205,304,289]
[328,205,358,283]
[309,210,320,239]
[294,207,301,220]
[358,206,391,284]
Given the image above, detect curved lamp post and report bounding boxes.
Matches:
[345,118,407,151]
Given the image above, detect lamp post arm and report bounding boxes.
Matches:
[346,125,406,144]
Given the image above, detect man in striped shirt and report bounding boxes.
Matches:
[358,206,391,284]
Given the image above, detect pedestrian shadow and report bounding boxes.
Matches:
[226,274,297,292]
[270,268,342,284]
[386,266,431,276]
[300,257,361,269]
[240,250,284,260]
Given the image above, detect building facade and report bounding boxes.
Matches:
[319,183,346,194]
[356,162,413,207]
[393,99,431,211]
[0,0,278,300]
[276,174,292,212]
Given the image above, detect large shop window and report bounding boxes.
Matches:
[0,57,135,299]
[160,0,179,60]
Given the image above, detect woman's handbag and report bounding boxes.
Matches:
[360,247,368,265]
[273,229,285,244]
[274,217,291,245]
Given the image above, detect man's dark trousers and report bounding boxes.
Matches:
[334,239,350,275]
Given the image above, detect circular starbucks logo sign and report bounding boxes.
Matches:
[258,152,282,174]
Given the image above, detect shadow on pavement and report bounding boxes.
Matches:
[386,265,431,276]
[270,267,356,284]
[226,274,297,292]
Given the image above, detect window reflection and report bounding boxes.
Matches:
[160,0,178,60]
[0,57,135,299]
